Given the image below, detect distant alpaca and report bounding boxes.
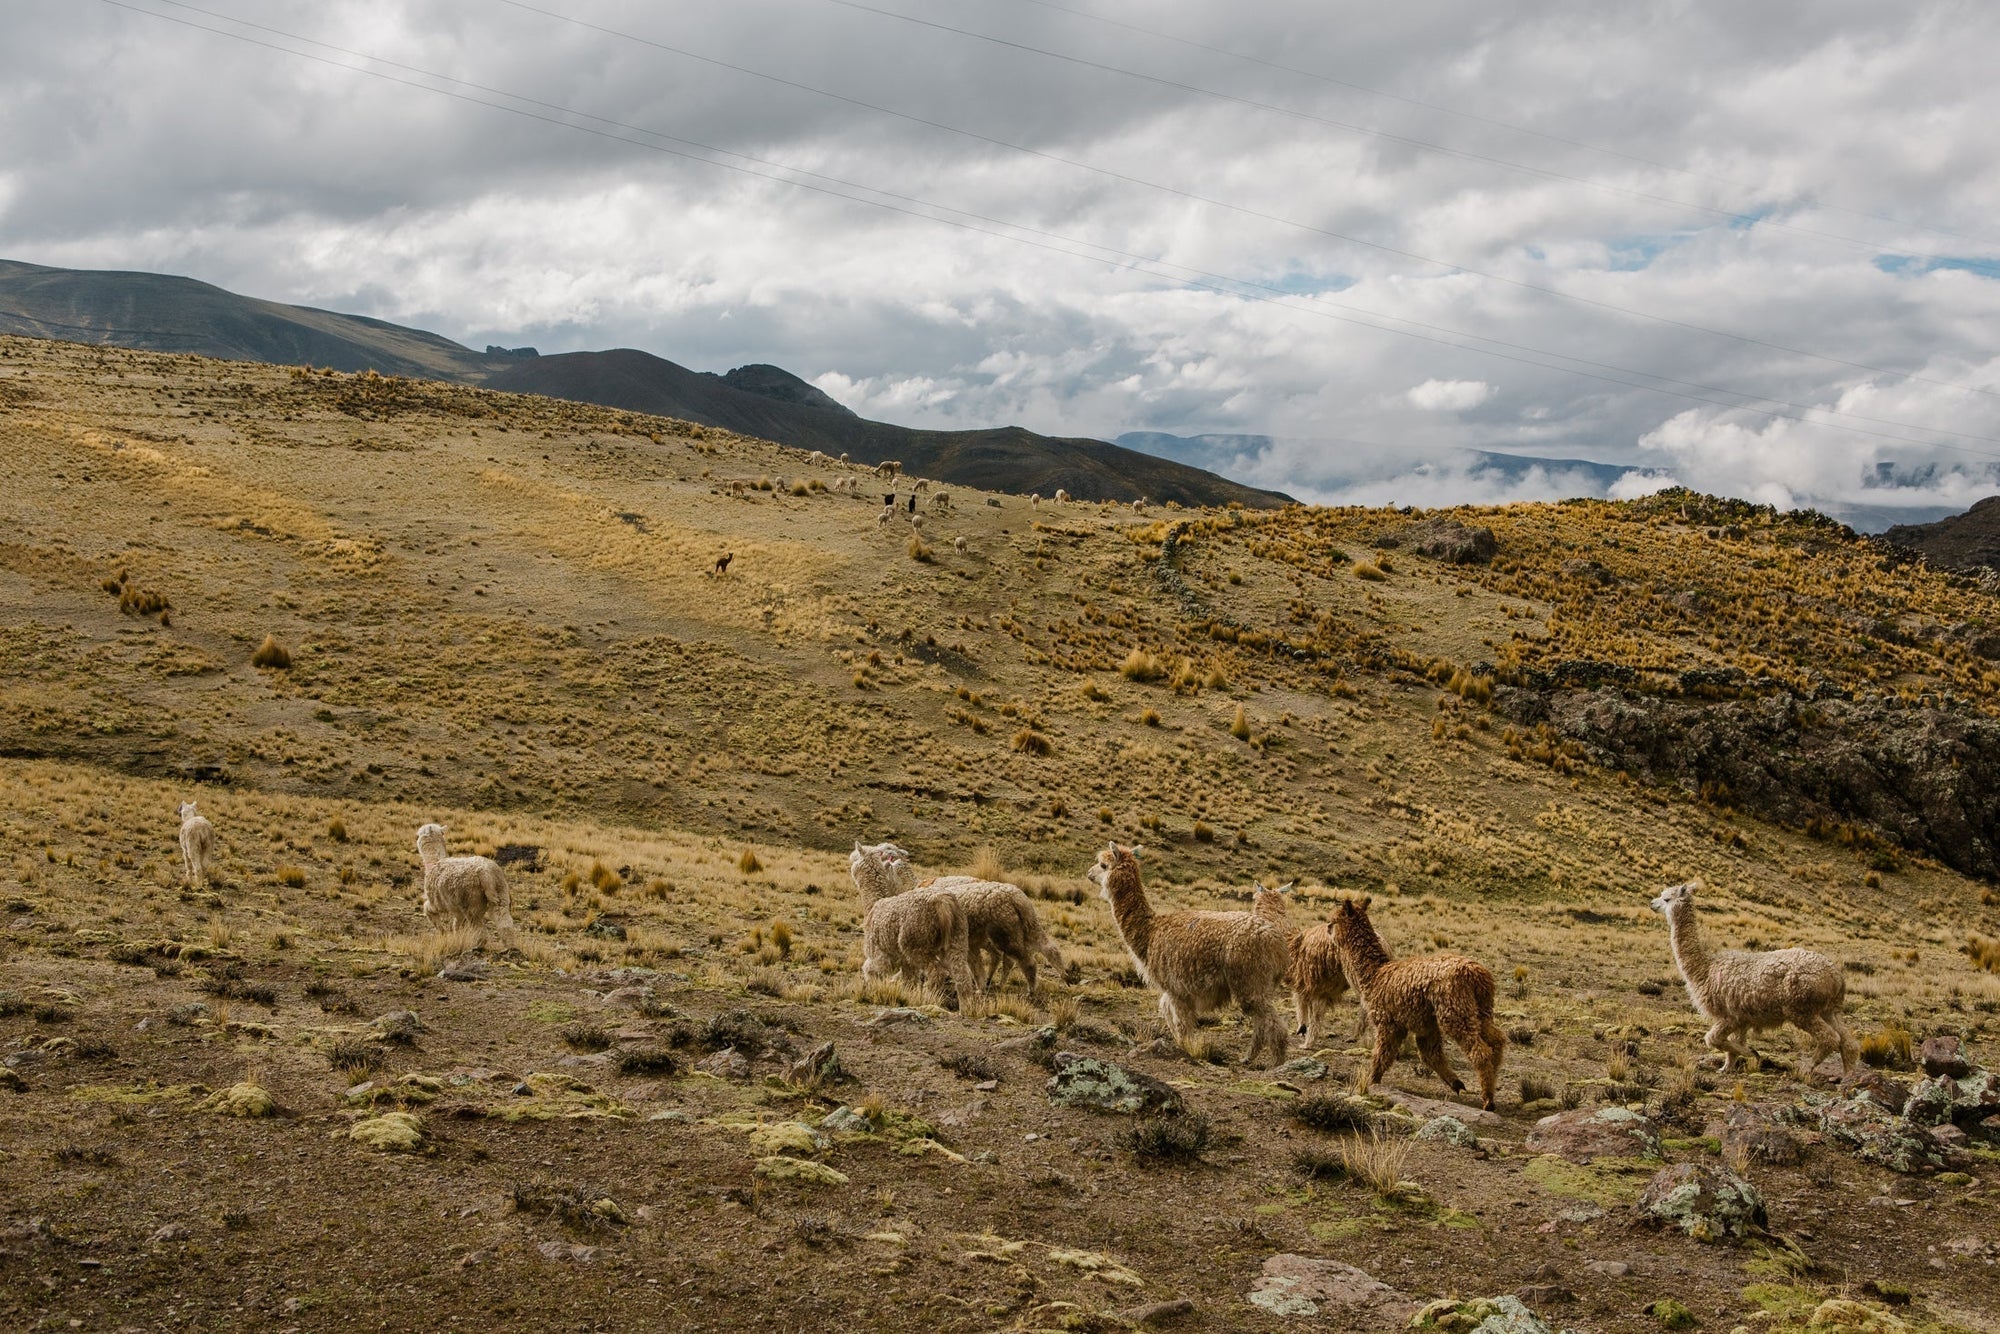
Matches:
[1029,493,1041,508]
[930,491,950,509]
[876,460,902,479]
[729,479,747,497]
[414,823,515,936]
[1089,843,1290,1066]
[849,842,976,1002]
[878,504,895,525]
[177,801,216,888]
[1331,895,1505,1110]
[1053,488,1071,504]
[1651,879,1856,1075]
[713,552,733,576]
[914,479,931,493]
[953,536,967,553]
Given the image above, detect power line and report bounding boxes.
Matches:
[1003,0,2000,254]
[820,0,1987,270]
[495,0,1998,403]
[92,0,2000,460]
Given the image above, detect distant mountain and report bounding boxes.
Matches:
[1883,496,2000,570]
[0,257,507,380]
[488,350,1290,507]
[0,258,1289,509]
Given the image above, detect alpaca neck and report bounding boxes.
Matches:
[1665,902,1714,998]
[1333,918,1390,990]
[418,844,443,874]
[1105,864,1155,963]
[852,859,894,907]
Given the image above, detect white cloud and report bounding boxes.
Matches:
[1405,379,1495,412]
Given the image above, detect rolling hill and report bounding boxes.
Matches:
[0,257,1290,508]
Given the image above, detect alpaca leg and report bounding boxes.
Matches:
[1017,955,1039,1000]
[1158,992,1194,1043]
[1367,1022,1405,1089]
[1414,1027,1466,1094]
[1469,1021,1508,1111]
[1351,1001,1373,1044]
[1241,998,1283,1068]
[1831,1014,1859,1075]
[1800,1017,1843,1080]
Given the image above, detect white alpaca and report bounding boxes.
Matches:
[876,460,902,479]
[177,802,216,888]
[953,536,967,553]
[914,479,931,493]
[930,491,951,510]
[878,504,895,525]
[849,842,975,1002]
[1054,489,1071,504]
[1132,498,1148,513]
[1029,493,1041,508]
[852,843,1059,996]
[1650,879,1856,1075]
[415,823,515,936]
[808,450,826,464]
[909,513,926,531]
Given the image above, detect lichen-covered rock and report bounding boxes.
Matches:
[1046,1052,1183,1115]
[698,1048,753,1082]
[348,1111,424,1152]
[1409,1293,1565,1333]
[745,1121,824,1156]
[1416,1115,1482,1149]
[1836,1068,1910,1116]
[199,1082,274,1118]
[1719,1105,1803,1167]
[1817,1093,1946,1173]
[1246,1255,1414,1322]
[819,1105,874,1135]
[1274,1057,1329,1082]
[368,1010,424,1044]
[1905,1071,2000,1129]
[786,1041,849,1087]
[753,1155,848,1185]
[1526,1106,1662,1164]
[1635,1163,1766,1242]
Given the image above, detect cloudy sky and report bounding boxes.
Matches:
[4,0,1999,518]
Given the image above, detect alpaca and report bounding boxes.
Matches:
[1288,921,1371,1047]
[1088,843,1290,1066]
[1330,895,1505,1109]
[849,842,976,1002]
[808,450,826,464]
[177,801,216,888]
[930,491,950,509]
[909,513,926,531]
[1650,879,1856,1075]
[1132,498,1148,513]
[729,479,747,497]
[414,823,515,936]
[713,552,733,577]
[953,536,967,553]
[1029,493,1041,508]
[914,479,930,493]
[917,873,1063,996]
[878,504,895,525]
[1053,488,1071,504]
[876,460,902,479]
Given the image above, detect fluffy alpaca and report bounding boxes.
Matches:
[914,478,931,493]
[1088,843,1290,1067]
[849,842,976,1001]
[1287,922,1372,1047]
[1651,879,1856,1075]
[953,536,967,553]
[917,873,1063,996]
[930,491,950,509]
[1054,489,1071,504]
[876,460,902,479]
[1330,895,1505,1110]
[177,801,216,888]
[878,504,895,525]
[414,823,514,936]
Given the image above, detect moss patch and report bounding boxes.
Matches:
[1522,1153,1647,1205]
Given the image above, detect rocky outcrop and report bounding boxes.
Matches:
[1385,517,1498,565]
[1500,684,2000,879]
[1046,1053,1183,1115]
[1634,1163,1766,1242]
[1525,1107,1662,1164]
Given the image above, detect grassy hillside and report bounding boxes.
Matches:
[1,335,1997,1331]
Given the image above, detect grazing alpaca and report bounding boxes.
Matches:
[414,823,515,936]
[848,842,976,1002]
[1650,879,1856,1075]
[953,536,967,553]
[1330,896,1505,1110]
[878,504,895,525]
[917,873,1063,996]
[177,802,216,888]
[876,460,902,479]
[1288,921,1371,1047]
[713,552,733,576]
[1054,489,1071,504]
[1088,843,1290,1067]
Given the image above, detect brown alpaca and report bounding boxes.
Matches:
[1089,844,1290,1067]
[1287,922,1372,1047]
[1329,895,1506,1110]
[713,552,733,576]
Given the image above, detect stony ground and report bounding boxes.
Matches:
[1,336,1998,1331]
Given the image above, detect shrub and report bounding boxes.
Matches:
[907,535,934,562]
[737,848,763,874]
[1353,562,1386,581]
[561,1023,612,1052]
[1012,727,1054,756]
[1192,821,1214,843]
[589,862,620,892]
[1141,708,1162,727]
[327,819,348,843]
[1860,1023,1914,1069]
[275,865,307,888]
[510,1176,628,1232]
[1080,680,1110,702]
[1337,1130,1413,1195]
[942,1051,998,1082]
[251,635,292,669]
[771,920,794,957]
[1116,1110,1211,1163]
[1966,935,2000,974]
[328,1037,385,1075]
[615,1048,680,1077]
[1288,1094,1375,1134]
[1120,649,1164,682]
[1518,1075,1554,1103]
[1230,704,1251,741]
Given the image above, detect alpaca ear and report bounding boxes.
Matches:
[1358,894,1372,909]
[1275,882,1294,894]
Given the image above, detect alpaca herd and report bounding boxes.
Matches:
[164,797,1860,1109]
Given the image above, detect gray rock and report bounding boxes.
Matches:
[786,1041,849,1087]
[1516,1285,1576,1306]
[582,916,627,941]
[147,1224,189,1244]
[537,1240,598,1263]
[1046,1052,1183,1116]
[1818,1091,1948,1173]
[1526,1106,1662,1163]
[1584,1260,1631,1278]
[1838,1068,1910,1115]
[1719,1105,1804,1167]
[1372,1086,1503,1127]
[1118,1298,1195,1326]
[368,1010,424,1043]
[819,1105,874,1134]
[1919,1036,1973,1079]
[1416,1115,1482,1149]
[1247,1255,1416,1322]
[590,966,662,986]
[1634,1163,1767,1242]
[862,1007,933,1027]
[436,958,489,982]
[1906,1071,2000,1129]
[1273,1057,1329,1082]
[698,1047,753,1082]
[600,986,657,1009]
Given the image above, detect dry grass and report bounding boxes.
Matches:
[250,635,291,669]
[386,927,483,972]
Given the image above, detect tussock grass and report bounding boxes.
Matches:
[1859,1023,1914,1069]
[1116,1110,1211,1163]
[386,927,483,972]
[250,635,292,669]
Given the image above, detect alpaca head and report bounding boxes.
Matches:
[416,823,448,862]
[178,801,198,820]
[1650,879,1701,917]
[1330,894,1374,937]
[849,840,914,897]
[1086,842,1142,901]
